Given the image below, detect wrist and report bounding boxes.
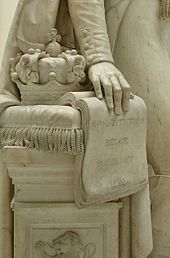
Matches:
[88,59,115,70]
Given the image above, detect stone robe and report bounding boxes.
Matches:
[0,1,154,258]
[106,0,170,257]
[0,1,115,257]
[0,0,114,105]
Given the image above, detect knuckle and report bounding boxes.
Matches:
[106,96,112,102]
[103,81,112,88]
[105,92,111,98]
[95,88,101,93]
[103,85,112,95]
[110,76,117,84]
[107,72,114,77]
[94,85,100,91]
[93,81,100,89]
[93,79,100,84]
[118,74,125,83]
[105,87,112,96]
[114,92,122,101]
[117,72,122,78]
[123,86,131,93]
[114,96,121,102]
[114,88,122,95]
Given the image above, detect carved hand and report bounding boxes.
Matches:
[88,62,131,115]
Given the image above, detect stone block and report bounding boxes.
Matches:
[13,203,121,258]
[3,147,76,202]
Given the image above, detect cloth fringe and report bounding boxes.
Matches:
[160,0,170,19]
[0,127,84,154]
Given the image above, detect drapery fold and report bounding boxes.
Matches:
[58,91,153,257]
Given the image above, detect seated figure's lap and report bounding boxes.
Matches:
[108,0,170,174]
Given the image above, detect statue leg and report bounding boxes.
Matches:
[107,0,170,256]
[0,153,13,258]
[112,0,170,175]
[149,175,170,257]
[119,197,131,258]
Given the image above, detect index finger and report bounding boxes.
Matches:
[118,74,131,112]
[90,73,103,100]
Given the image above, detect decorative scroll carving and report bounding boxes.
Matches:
[35,231,96,258]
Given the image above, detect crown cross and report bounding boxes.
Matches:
[47,28,61,43]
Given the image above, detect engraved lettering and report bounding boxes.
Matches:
[97,156,134,170]
[90,117,145,129]
[105,137,128,146]
[110,176,128,188]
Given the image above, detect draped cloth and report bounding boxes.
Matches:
[0,1,153,258]
[149,176,170,257]
[58,92,148,207]
[0,0,73,112]
[0,0,166,108]
[105,1,153,257]
[58,91,153,258]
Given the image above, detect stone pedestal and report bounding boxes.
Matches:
[2,146,121,258]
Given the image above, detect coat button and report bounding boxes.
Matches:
[82,29,88,37]
[87,56,93,62]
[88,54,97,62]
[83,43,89,51]
[87,56,94,62]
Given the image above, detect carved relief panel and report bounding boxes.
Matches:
[31,226,97,258]
[13,203,120,258]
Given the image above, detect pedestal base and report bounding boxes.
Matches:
[13,202,120,258]
[2,147,121,258]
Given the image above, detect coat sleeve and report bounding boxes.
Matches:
[67,0,114,67]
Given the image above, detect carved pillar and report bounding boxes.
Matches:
[2,147,121,258]
[0,152,13,258]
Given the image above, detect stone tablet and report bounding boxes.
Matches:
[13,203,120,258]
[81,95,148,204]
[59,92,148,206]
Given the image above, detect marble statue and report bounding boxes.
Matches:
[1,0,170,257]
[0,0,131,114]
[105,0,170,257]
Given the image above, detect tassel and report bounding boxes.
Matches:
[0,127,84,155]
[160,0,170,19]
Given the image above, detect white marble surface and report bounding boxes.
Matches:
[0,152,13,258]
[13,203,120,258]
[2,0,166,257]
[3,147,76,203]
[0,0,18,66]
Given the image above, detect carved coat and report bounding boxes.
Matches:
[0,0,115,107]
[0,1,153,258]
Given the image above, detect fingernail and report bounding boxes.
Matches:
[123,105,129,112]
[109,103,114,109]
[98,94,103,99]
[130,93,134,99]
[115,109,121,115]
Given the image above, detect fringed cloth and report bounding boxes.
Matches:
[0,127,84,155]
[160,0,170,19]
[0,104,84,155]
[57,92,149,207]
